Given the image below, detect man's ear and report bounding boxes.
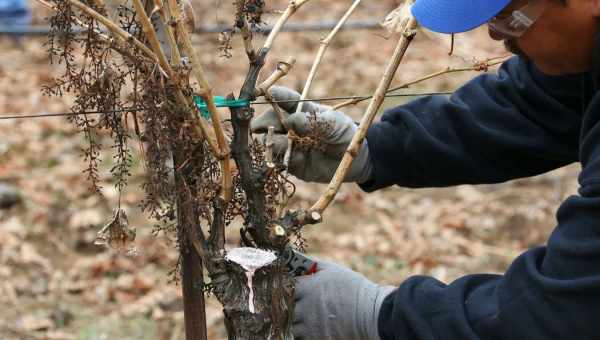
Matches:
[586,0,600,16]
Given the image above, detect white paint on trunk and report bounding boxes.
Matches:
[226,247,277,314]
[245,270,256,313]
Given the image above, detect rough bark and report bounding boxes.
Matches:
[217,45,295,338]
[174,148,208,340]
[212,260,294,340]
[229,48,270,248]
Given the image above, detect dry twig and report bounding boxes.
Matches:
[131,0,171,73]
[166,0,232,202]
[255,57,296,96]
[36,0,109,40]
[153,0,183,63]
[264,90,289,130]
[283,131,295,170]
[257,57,297,130]
[237,11,255,59]
[280,0,362,183]
[297,0,361,113]
[332,58,508,110]
[263,0,311,51]
[265,126,275,168]
[311,17,419,213]
[40,0,156,59]
[130,0,219,158]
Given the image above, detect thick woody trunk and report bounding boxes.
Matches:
[212,48,295,339]
[210,258,294,340]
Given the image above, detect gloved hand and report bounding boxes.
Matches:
[294,260,396,340]
[251,86,373,183]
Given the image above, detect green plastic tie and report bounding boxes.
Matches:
[193,95,250,119]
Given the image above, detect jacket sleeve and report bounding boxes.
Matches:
[376,88,600,340]
[361,57,584,191]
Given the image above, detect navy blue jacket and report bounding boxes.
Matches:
[363,43,600,339]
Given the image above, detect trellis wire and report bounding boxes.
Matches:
[0,20,381,36]
[0,91,453,120]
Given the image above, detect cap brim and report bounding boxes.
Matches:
[411,0,511,34]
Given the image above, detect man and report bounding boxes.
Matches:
[251,0,600,339]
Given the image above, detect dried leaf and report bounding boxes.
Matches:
[19,314,53,331]
[94,209,136,251]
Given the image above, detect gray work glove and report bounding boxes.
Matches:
[251,86,373,183]
[294,260,396,340]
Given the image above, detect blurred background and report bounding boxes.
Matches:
[0,0,580,339]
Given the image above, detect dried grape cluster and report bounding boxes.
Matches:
[219,0,266,58]
[241,0,265,25]
[43,0,300,257]
[44,1,142,198]
[43,0,200,248]
[250,139,295,219]
[291,112,333,153]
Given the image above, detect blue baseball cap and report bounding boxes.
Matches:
[411,0,512,34]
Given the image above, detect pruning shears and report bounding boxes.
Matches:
[282,247,318,277]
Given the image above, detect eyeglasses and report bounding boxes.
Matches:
[488,0,546,38]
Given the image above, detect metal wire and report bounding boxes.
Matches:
[0,20,381,36]
[252,91,453,105]
[0,91,453,120]
[0,109,128,120]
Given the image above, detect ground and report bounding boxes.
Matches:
[0,0,581,339]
